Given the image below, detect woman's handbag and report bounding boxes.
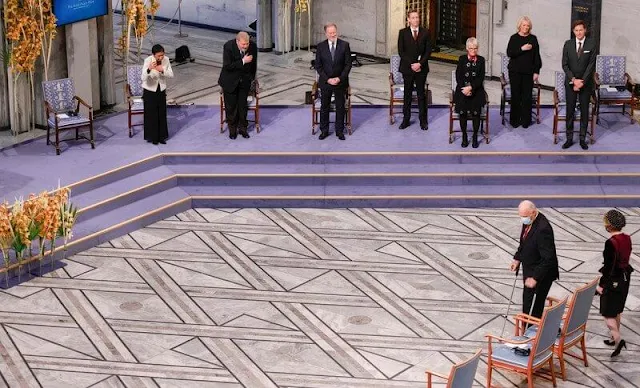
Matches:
[606,238,629,292]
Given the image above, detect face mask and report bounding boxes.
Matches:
[521,217,532,225]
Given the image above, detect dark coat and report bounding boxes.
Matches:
[561,37,597,89]
[513,212,560,282]
[397,26,432,75]
[454,55,486,113]
[314,38,352,89]
[218,39,257,93]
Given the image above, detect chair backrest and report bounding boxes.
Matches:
[42,78,76,113]
[563,278,598,335]
[447,348,481,388]
[127,65,144,97]
[531,297,567,360]
[554,71,566,103]
[499,53,510,82]
[451,70,456,92]
[390,55,404,84]
[596,55,626,85]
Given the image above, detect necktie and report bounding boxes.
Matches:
[577,42,583,58]
[330,42,335,61]
[413,29,418,41]
[522,225,532,240]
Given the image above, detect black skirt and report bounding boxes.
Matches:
[143,85,168,143]
[599,275,630,318]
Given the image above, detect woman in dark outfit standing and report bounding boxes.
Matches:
[142,44,174,145]
[454,37,486,148]
[506,16,542,128]
[596,209,633,357]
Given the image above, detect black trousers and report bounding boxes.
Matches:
[320,86,346,134]
[143,85,168,143]
[459,112,480,135]
[522,277,554,318]
[509,72,534,126]
[565,84,592,141]
[402,72,428,124]
[224,83,250,136]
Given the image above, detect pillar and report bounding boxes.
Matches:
[0,4,10,130]
[257,0,273,51]
[386,0,405,57]
[476,0,494,75]
[97,0,117,107]
[66,20,101,110]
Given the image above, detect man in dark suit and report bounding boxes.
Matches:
[218,31,257,139]
[397,9,432,130]
[510,200,560,318]
[315,23,352,140]
[561,20,597,150]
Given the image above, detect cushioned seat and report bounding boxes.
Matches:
[130,100,144,112]
[503,85,539,100]
[598,88,633,100]
[247,96,256,107]
[595,55,635,123]
[556,103,584,118]
[314,97,349,109]
[491,342,552,368]
[48,115,91,130]
[524,325,583,347]
[392,86,419,99]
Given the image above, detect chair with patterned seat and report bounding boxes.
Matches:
[425,348,482,388]
[486,297,567,388]
[498,53,541,126]
[42,78,95,155]
[220,79,261,133]
[388,54,431,125]
[553,71,597,144]
[311,72,352,135]
[126,65,144,138]
[515,278,598,381]
[595,55,635,123]
[449,70,490,144]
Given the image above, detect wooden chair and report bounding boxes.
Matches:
[388,54,431,125]
[449,70,490,144]
[498,53,542,125]
[42,78,95,155]
[516,278,598,381]
[486,296,567,388]
[425,348,481,388]
[311,71,352,135]
[595,55,635,123]
[220,79,261,133]
[552,71,597,144]
[126,65,144,138]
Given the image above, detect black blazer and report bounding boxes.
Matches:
[513,212,560,282]
[562,37,597,89]
[218,39,257,93]
[315,39,352,89]
[397,26,431,75]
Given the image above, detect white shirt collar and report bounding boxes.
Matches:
[411,27,419,33]
[576,38,585,45]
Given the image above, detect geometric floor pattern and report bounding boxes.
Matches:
[1,207,639,387]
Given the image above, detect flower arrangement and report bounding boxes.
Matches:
[3,0,57,135]
[0,188,77,287]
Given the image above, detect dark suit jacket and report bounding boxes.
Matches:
[218,39,257,93]
[315,39,352,89]
[562,37,597,89]
[397,26,431,75]
[514,212,560,282]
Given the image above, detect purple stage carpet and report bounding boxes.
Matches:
[0,105,639,275]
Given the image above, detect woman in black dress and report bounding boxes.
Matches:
[141,44,174,145]
[596,209,633,357]
[454,37,486,148]
[506,16,542,128]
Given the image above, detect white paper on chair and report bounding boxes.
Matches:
[503,343,530,349]
[56,113,69,119]
[132,98,143,104]
[606,87,617,92]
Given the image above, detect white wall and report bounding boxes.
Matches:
[144,0,257,31]
[489,0,640,87]
[312,0,378,54]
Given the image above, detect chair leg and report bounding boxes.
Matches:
[75,128,79,140]
[553,116,558,144]
[89,122,95,149]
[220,96,225,133]
[389,100,394,124]
[581,336,589,367]
[485,111,490,144]
[46,125,50,145]
[311,108,316,135]
[55,128,60,155]
[527,369,534,388]
[486,362,492,388]
[536,100,541,124]
[558,350,567,381]
[630,100,635,123]
[596,102,601,124]
[348,106,352,135]
[255,107,261,133]
[549,357,558,387]
[128,112,133,138]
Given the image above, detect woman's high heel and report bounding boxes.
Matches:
[604,338,616,346]
[611,339,627,357]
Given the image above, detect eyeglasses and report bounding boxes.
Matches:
[468,47,478,50]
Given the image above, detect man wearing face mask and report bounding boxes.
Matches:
[510,200,560,318]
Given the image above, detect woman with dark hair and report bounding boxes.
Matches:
[454,37,486,148]
[596,209,633,357]
[141,44,173,144]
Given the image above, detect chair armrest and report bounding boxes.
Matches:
[484,90,490,105]
[449,91,454,106]
[625,73,634,90]
[594,73,601,87]
[74,96,92,110]
[514,313,541,326]
[389,73,395,87]
[486,333,533,345]
[311,81,318,99]
[500,74,507,87]
[553,90,559,109]
[425,370,448,379]
[253,78,261,96]
[546,295,562,305]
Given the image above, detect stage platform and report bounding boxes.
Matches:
[1,105,639,273]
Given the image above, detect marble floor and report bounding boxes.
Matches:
[1,207,639,387]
